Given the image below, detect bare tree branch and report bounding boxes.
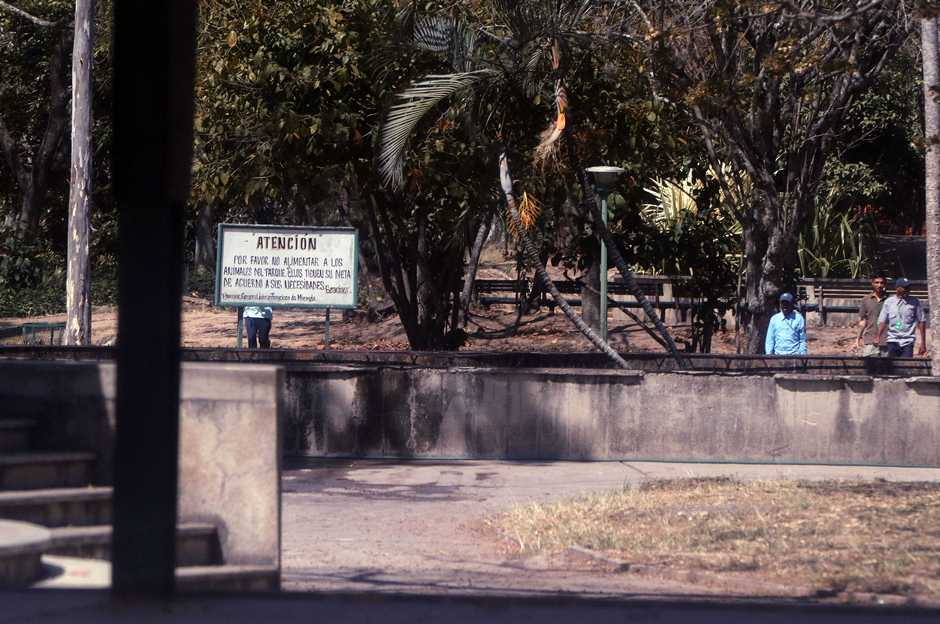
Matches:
[0,0,56,27]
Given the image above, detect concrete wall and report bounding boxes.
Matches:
[285,365,940,466]
[0,361,282,569]
[177,364,282,568]
[0,361,116,483]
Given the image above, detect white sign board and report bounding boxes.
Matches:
[214,224,358,309]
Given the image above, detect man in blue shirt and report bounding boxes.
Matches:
[765,292,807,355]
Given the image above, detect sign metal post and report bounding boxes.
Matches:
[236,306,244,349]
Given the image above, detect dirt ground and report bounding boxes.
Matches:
[2,251,923,355]
[0,279,874,356]
[281,459,940,606]
[0,247,929,354]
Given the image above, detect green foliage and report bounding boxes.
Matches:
[0,0,922,344]
[797,161,879,279]
[795,49,921,279]
[0,226,119,316]
[828,50,924,234]
[634,174,738,295]
[185,267,216,299]
[191,0,391,217]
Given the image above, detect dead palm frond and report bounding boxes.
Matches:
[505,190,542,239]
[533,40,568,170]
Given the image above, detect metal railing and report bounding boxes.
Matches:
[0,322,66,345]
[472,276,931,320]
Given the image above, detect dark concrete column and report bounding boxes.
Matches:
[110,0,197,596]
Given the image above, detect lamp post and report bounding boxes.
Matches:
[586,166,626,342]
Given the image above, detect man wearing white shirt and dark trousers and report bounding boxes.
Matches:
[243,306,273,349]
[875,278,926,358]
[765,292,807,356]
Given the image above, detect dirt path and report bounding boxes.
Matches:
[1,295,876,356]
[280,459,940,604]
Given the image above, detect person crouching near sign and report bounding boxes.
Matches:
[244,306,273,349]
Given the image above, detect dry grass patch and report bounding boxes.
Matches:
[492,478,940,597]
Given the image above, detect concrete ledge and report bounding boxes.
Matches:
[2,346,932,376]
[179,363,282,403]
[176,564,279,592]
[906,377,940,387]
[774,373,849,383]
[448,367,645,382]
[286,366,940,465]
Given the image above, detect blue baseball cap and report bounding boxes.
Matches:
[779,292,794,303]
[895,278,911,289]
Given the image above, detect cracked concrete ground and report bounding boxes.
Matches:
[281,459,940,600]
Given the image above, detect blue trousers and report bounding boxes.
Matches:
[246,317,271,349]
[885,342,913,358]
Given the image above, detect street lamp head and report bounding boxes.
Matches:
[586,166,626,193]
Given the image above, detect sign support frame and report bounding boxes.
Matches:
[214,223,359,311]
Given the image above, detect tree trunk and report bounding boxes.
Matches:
[499,151,630,369]
[744,214,795,354]
[581,254,601,332]
[1,26,71,240]
[193,202,215,274]
[415,217,433,336]
[923,16,940,375]
[742,219,770,353]
[459,213,492,325]
[65,0,95,346]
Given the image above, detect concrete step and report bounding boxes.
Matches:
[47,523,222,566]
[0,419,37,453]
[0,452,95,491]
[177,564,279,592]
[32,560,279,591]
[0,487,112,527]
[0,520,51,588]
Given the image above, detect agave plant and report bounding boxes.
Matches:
[377,1,682,367]
[641,171,702,231]
[798,204,873,279]
[641,168,744,252]
[797,160,881,279]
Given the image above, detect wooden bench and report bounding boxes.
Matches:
[802,278,930,325]
[473,276,682,315]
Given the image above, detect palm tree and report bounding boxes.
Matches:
[378,0,681,368]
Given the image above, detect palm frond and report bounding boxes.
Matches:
[414,16,480,72]
[413,16,454,53]
[379,70,499,190]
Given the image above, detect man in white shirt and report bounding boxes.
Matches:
[875,278,926,358]
[243,306,273,349]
